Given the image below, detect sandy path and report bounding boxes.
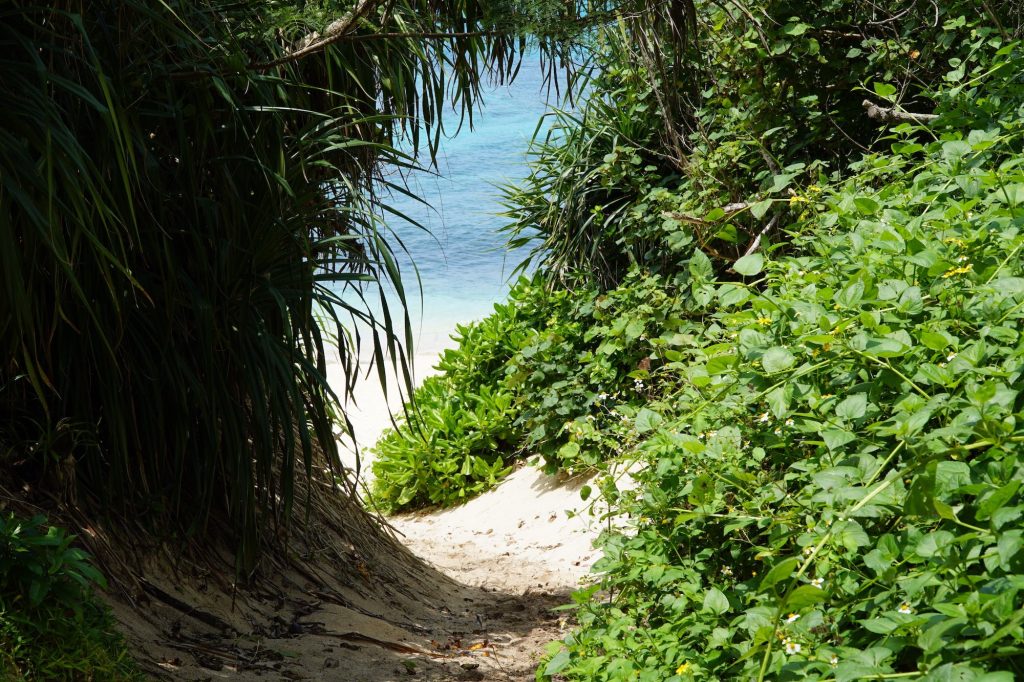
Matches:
[106,342,613,681]
[323,339,614,679]
[106,465,607,682]
[390,466,604,594]
[372,465,608,680]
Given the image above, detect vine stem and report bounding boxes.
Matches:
[756,441,907,682]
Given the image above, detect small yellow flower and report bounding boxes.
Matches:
[909,49,920,59]
[941,264,973,278]
[808,185,822,194]
[676,661,691,675]
[789,194,809,205]
[757,316,772,326]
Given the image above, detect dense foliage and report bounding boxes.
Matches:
[505,0,1023,289]
[370,0,1024,679]
[371,283,544,510]
[0,514,138,680]
[0,0,591,566]
[542,82,1024,678]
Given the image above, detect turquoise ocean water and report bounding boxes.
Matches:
[371,60,552,355]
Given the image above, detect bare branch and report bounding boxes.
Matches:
[743,214,778,256]
[862,99,938,125]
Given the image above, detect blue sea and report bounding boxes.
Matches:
[370,59,553,356]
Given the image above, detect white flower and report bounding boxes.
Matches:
[597,393,608,402]
[634,379,645,390]
[829,655,839,667]
[784,418,795,427]
[946,352,957,362]
[898,602,913,615]
[774,428,783,436]
[758,412,771,423]
[811,577,824,589]
[802,546,815,556]
[706,430,717,438]
[785,613,800,623]
[784,640,801,655]
[722,566,734,576]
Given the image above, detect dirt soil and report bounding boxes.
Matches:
[103,464,611,681]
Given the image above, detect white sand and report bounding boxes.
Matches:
[326,311,635,597]
[389,464,612,593]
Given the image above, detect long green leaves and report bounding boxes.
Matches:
[0,0,588,567]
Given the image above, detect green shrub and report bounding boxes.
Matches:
[504,1,1018,290]
[369,279,548,512]
[0,514,140,681]
[540,40,1024,680]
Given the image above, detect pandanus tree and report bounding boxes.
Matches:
[0,0,548,567]
[0,0,700,567]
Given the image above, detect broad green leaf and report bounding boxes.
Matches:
[835,394,867,420]
[976,480,1021,521]
[918,330,949,351]
[854,197,880,215]
[750,199,773,219]
[689,249,714,280]
[915,530,954,558]
[761,347,795,374]
[703,587,730,614]
[864,337,908,357]
[786,585,828,610]
[635,408,663,434]
[872,82,897,98]
[544,650,571,675]
[836,280,865,308]
[759,557,798,590]
[733,253,764,276]
[822,428,856,451]
[860,617,899,634]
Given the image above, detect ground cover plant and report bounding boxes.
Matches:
[367,1,1024,679]
[0,514,139,681]
[535,33,1024,682]
[370,279,549,510]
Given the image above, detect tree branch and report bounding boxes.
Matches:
[862,99,938,125]
[743,214,778,256]
[256,0,383,69]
